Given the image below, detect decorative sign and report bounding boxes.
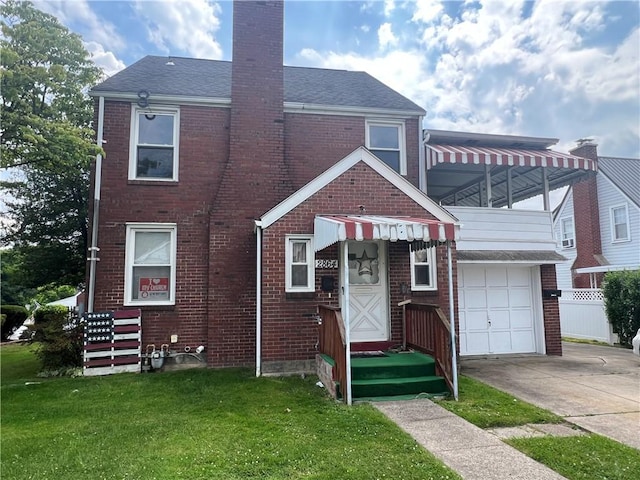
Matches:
[315,259,338,269]
[138,277,169,300]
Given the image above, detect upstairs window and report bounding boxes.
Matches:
[410,247,437,291]
[125,224,177,306]
[561,217,575,248]
[611,205,630,242]
[366,120,406,175]
[285,236,314,292]
[129,106,179,181]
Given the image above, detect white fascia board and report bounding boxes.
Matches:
[89,91,232,108]
[259,146,459,229]
[425,129,558,148]
[284,102,425,118]
[458,260,563,265]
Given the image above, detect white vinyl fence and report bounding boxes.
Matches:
[559,289,618,344]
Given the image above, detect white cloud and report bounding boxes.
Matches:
[133,0,223,60]
[84,42,127,78]
[377,23,398,49]
[383,0,396,18]
[411,0,444,24]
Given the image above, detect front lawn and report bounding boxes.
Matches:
[1,344,460,480]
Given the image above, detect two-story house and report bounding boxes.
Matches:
[86,1,597,401]
[553,142,640,289]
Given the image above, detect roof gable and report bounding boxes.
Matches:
[91,56,425,114]
[598,157,640,208]
[257,147,458,229]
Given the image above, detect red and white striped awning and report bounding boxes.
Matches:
[425,144,597,171]
[314,215,456,251]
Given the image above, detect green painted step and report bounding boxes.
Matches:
[351,375,448,398]
[351,351,437,380]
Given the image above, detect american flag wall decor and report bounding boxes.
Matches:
[83,309,142,376]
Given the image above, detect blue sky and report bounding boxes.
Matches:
[35,0,639,159]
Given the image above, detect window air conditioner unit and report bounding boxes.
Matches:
[562,238,574,248]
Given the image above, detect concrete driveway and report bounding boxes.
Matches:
[461,342,640,450]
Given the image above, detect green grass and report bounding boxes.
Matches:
[1,344,460,480]
[1,342,41,382]
[562,337,611,346]
[436,375,563,428]
[507,435,640,480]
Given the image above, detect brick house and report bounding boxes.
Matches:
[86,1,595,400]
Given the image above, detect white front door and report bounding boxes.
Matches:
[458,265,538,355]
[346,241,389,342]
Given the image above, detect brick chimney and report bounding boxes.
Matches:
[208,0,289,366]
[569,141,603,288]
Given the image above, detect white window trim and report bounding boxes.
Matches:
[610,204,630,243]
[410,246,437,291]
[560,217,575,249]
[129,105,180,181]
[285,235,315,293]
[124,223,177,306]
[365,119,407,176]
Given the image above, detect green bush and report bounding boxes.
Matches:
[31,305,83,370]
[0,305,29,341]
[603,270,640,346]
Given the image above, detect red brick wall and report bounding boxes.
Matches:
[260,161,457,364]
[569,144,601,288]
[540,264,562,355]
[90,101,230,352]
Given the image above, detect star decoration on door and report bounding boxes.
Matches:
[357,250,373,276]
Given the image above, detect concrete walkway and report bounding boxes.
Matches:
[375,399,567,480]
[461,342,640,450]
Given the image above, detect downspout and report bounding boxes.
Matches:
[255,221,262,377]
[418,117,426,193]
[87,96,105,313]
[343,241,352,405]
[447,241,459,400]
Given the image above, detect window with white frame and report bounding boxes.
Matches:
[611,205,630,242]
[366,120,406,175]
[285,236,314,292]
[561,217,575,248]
[129,106,179,180]
[410,246,437,291]
[125,224,177,305]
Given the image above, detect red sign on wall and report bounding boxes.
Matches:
[139,277,169,299]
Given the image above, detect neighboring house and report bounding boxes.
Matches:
[553,143,640,289]
[86,1,596,392]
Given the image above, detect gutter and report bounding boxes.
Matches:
[87,96,105,313]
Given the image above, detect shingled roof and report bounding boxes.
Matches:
[91,55,425,114]
[598,156,640,207]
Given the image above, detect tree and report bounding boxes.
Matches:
[0,0,103,288]
[603,270,640,347]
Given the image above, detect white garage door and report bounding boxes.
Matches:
[459,265,537,355]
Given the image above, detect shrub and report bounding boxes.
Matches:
[603,270,640,347]
[31,305,83,370]
[0,305,28,341]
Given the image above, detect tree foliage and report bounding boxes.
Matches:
[0,0,103,288]
[602,270,640,347]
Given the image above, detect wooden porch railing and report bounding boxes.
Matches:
[317,305,347,403]
[401,300,455,396]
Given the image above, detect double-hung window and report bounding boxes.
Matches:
[561,217,575,248]
[125,224,177,306]
[366,120,406,175]
[611,205,630,242]
[410,247,437,291]
[129,106,179,181]
[285,236,314,292]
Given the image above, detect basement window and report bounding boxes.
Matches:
[129,106,180,181]
[285,235,315,292]
[124,223,177,306]
[366,120,406,175]
[410,246,437,291]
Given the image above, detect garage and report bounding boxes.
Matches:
[458,265,542,355]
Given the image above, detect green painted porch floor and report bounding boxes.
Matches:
[335,351,450,399]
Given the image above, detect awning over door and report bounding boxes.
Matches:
[314,215,456,251]
[425,144,597,171]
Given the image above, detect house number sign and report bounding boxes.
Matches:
[316,259,338,269]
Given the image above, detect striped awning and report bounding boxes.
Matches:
[426,144,597,171]
[314,215,456,251]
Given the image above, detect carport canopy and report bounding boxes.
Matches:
[313,214,456,251]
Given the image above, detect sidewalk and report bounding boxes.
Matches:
[374,399,567,480]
